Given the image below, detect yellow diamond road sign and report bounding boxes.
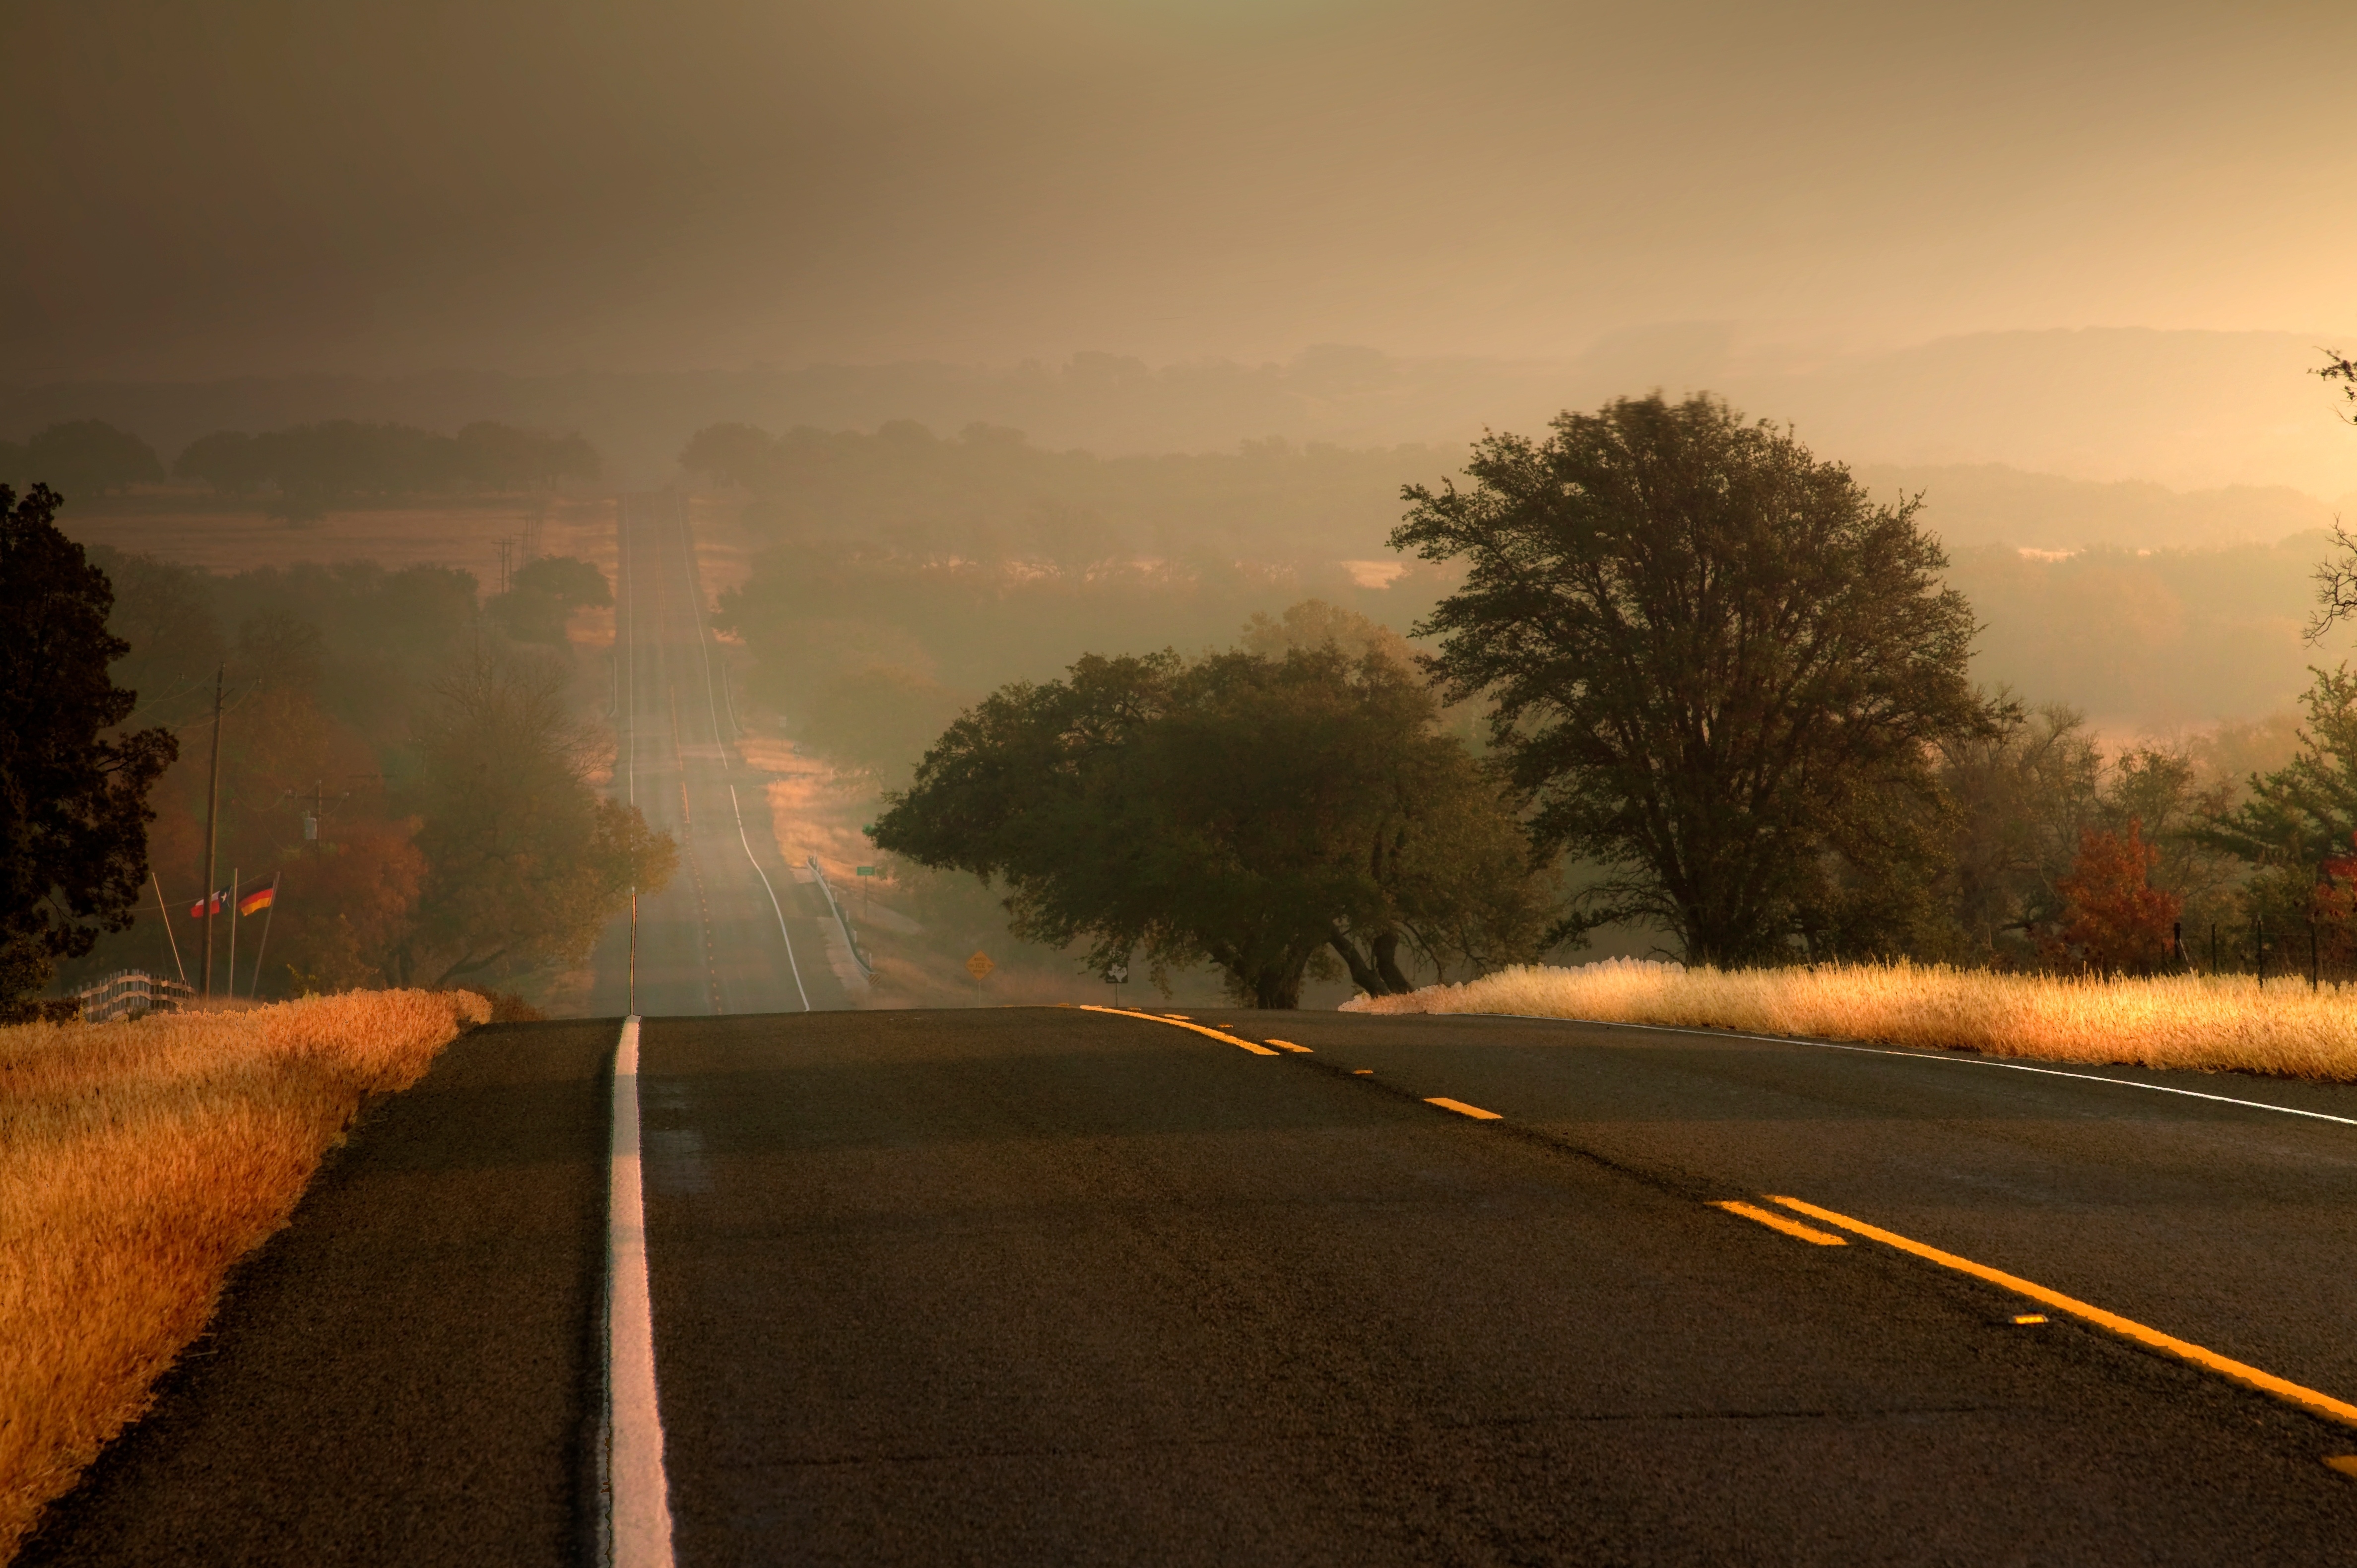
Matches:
[966,951,995,980]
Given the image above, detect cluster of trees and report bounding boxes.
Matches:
[487,554,613,646]
[176,421,599,519]
[875,632,1549,1007]
[874,394,2357,1005]
[0,480,664,1017]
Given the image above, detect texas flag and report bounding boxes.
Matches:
[188,889,228,918]
[238,883,275,917]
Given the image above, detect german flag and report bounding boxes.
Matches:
[238,883,275,917]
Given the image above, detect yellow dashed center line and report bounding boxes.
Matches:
[1767,1193,2357,1429]
[1076,1004,1278,1055]
[1264,1039,1312,1053]
[1714,1199,1846,1246]
[1425,1097,1502,1120]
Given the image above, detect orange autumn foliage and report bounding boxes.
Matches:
[2043,819,2182,974]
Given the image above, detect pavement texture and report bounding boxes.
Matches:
[19,1019,615,1568]
[33,1003,2357,1565]
[637,1005,2357,1566]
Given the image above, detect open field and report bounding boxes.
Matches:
[0,989,488,1561]
[53,492,618,581]
[1345,958,2357,1081]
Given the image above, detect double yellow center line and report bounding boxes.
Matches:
[1081,1005,2357,1441]
[1082,1007,1504,1117]
[1721,1193,2357,1431]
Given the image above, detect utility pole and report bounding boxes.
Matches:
[226,866,239,1003]
[200,666,224,1000]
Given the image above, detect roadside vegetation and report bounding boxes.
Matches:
[0,473,670,1017]
[0,988,488,1559]
[1345,958,2357,1082]
[845,380,2357,1005]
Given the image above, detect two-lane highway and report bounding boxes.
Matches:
[588,494,846,1018]
[32,1003,2357,1565]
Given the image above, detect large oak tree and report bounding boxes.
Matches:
[1392,394,1989,966]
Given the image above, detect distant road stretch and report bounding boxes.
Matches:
[587,493,847,1017]
[28,1005,2357,1565]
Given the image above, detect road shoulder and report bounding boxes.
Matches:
[20,1019,616,1568]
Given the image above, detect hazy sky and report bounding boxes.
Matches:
[6,0,2353,381]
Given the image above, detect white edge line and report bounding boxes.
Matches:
[1442,1010,2357,1129]
[729,784,812,1011]
[606,1016,675,1568]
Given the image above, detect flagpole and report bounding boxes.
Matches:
[151,870,187,986]
[200,666,223,1000]
[247,873,280,1000]
[226,868,238,1005]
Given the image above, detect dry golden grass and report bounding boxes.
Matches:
[1344,958,2357,1081]
[0,988,489,1560]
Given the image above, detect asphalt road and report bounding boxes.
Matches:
[586,493,850,1019]
[30,1004,2357,1564]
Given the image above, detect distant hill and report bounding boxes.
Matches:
[5,327,2352,506]
[1855,465,2342,553]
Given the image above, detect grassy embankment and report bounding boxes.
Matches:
[1346,958,2357,1081]
[0,989,488,1559]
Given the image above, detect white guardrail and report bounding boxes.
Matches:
[806,857,875,978]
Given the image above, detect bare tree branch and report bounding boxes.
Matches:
[2308,521,2357,644]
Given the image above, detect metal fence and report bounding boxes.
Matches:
[74,968,196,1023]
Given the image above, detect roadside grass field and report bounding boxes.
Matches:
[1346,958,2357,1081]
[0,989,488,1560]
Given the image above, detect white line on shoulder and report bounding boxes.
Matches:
[1472,1012,2357,1128]
[606,1016,675,1568]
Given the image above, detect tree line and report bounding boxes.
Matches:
[0,418,600,520]
[877,393,2357,1006]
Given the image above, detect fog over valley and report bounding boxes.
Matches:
[6,0,2356,1004]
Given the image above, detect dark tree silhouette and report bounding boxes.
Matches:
[875,644,1553,1007]
[1394,393,1990,966]
[0,485,179,1018]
